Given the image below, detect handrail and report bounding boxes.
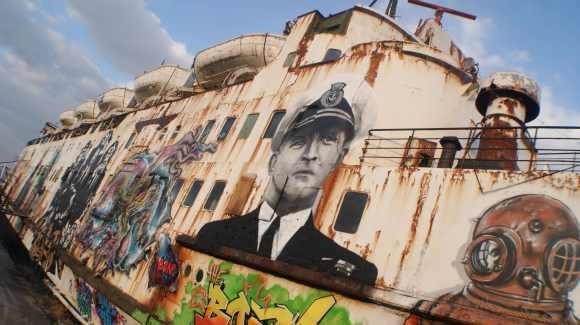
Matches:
[362,126,580,172]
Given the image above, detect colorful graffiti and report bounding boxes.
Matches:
[13,148,61,212]
[38,131,118,246]
[406,195,580,324]
[75,279,126,325]
[148,233,180,291]
[77,131,216,274]
[76,279,93,321]
[169,260,360,325]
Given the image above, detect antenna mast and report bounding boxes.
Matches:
[386,0,398,18]
[368,0,399,19]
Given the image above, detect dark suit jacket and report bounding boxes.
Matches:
[195,207,378,285]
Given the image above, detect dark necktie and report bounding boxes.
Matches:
[258,216,281,258]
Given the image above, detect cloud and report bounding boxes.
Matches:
[509,50,531,64]
[66,0,194,76]
[532,86,580,126]
[0,0,109,159]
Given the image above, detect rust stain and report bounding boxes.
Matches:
[393,172,431,287]
[361,243,371,259]
[476,118,518,170]
[293,32,314,68]
[365,46,386,87]
[501,98,519,116]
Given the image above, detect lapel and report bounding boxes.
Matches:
[277,214,320,262]
[234,207,260,254]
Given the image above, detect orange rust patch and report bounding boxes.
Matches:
[365,48,386,87]
[293,32,314,68]
[393,172,431,287]
[501,98,519,116]
[314,166,341,229]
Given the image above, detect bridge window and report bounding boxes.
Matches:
[334,191,368,234]
[238,114,259,139]
[217,117,236,141]
[183,180,204,207]
[263,111,285,139]
[124,133,136,149]
[323,49,342,62]
[204,181,226,211]
[283,52,297,67]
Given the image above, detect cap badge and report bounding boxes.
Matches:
[321,82,346,108]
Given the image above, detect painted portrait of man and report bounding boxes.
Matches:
[195,77,378,285]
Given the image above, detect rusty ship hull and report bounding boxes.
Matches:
[1,4,580,325]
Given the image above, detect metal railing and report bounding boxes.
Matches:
[361,126,580,172]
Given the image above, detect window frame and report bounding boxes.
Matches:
[217,116,236,142]
[237,113,259,140]
[203,180,227,211]
[262,110,286,139]
[198,119,216,143]
[322,48,342,63]
[182,179,204,207]
[333,191,369,234]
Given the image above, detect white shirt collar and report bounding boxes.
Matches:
[257,201,311,260]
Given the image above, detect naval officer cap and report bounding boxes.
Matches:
[272,75,376,152]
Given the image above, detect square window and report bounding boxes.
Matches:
[204,181,226,211]
[263,111,286,139]
[333,192,368,234]
[183,180,204,207]
[238,114,259,139]
[217,117,236,141]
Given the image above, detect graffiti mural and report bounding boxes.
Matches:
[77,130,216,274]
[38,131,118,246]
[77,278,93,321]
[194,78,378,285]
[75,279,127,325]
[13,148,61,212]
[406,194,580,324]
[148,233,180,291]
[169,260,360,325]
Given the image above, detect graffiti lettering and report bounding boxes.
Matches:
[195,281,336,325]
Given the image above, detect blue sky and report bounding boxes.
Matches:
[0,0,579,159]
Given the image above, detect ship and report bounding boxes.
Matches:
[1,0,579,324]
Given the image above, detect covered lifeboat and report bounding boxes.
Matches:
[193,33,286,89]
[133,64,194,107]
[97,87,136,119]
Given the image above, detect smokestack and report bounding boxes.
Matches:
[473,72,540,170]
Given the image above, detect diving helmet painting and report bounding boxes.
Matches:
[407,194,580,324]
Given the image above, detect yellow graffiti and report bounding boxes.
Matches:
[226,292,251,324]
[199,281,337,325]
[205,283,229,321]
[297,296,336,325]
[250,300,293,325]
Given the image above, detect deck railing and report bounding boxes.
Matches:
[361,126,580,172]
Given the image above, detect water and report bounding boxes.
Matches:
[0,242,78,324]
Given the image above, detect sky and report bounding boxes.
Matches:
[0,0,579,160]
